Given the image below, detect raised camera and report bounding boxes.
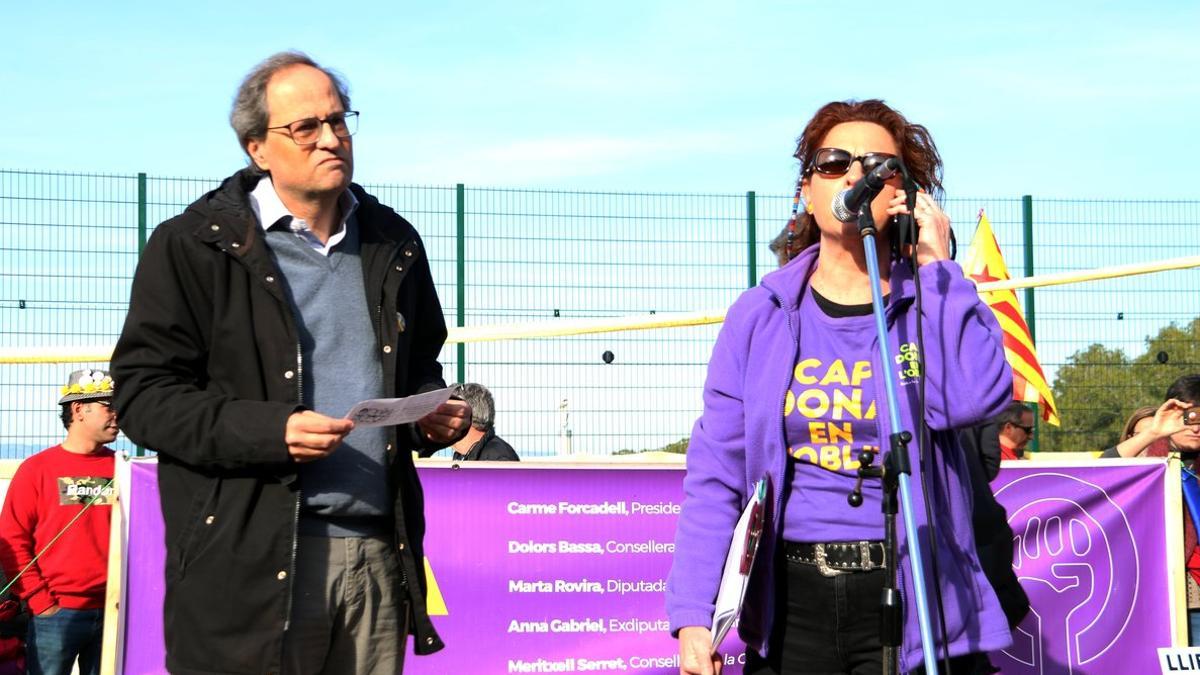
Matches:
[1185,406,1200,426]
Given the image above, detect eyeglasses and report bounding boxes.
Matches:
[1010,423,1034,435]
[808,147,898,177]
[266,111,359,146]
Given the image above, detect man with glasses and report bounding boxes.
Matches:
[0,369,118,675]
[996,401,1036,462]
[958,401,1034,482]
[112,52,471,675]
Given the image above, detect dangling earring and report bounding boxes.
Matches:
[785,218,797,262]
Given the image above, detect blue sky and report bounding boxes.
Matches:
[3,2,1199,456]
[5,1,1199,198]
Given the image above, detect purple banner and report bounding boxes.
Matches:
[407,465,741,674]
[117,463,740,674]
[990,461,1174,674]
[117,460,1176,674]
[123,460,167,675]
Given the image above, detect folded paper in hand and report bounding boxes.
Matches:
[710,475,768,654]
[344,388,453,427]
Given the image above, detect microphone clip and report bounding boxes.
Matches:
[847,448,883,507]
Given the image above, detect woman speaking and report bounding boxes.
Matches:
[666,100,1014,675]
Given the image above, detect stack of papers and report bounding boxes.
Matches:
[710,475,769,653]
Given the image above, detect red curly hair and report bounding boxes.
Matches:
[784,99,944,257]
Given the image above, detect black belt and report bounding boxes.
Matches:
[785,540,886,576]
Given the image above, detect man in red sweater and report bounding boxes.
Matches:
[0,369,117,675]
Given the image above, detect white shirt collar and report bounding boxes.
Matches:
[248,175,359,256]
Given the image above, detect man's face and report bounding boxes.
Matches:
[74,399,119,444]
[1002,411,1036,452]
[245,64,353,202]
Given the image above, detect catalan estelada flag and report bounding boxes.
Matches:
[962,210,1060,425]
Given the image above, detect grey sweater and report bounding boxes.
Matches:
[266,223,390,536]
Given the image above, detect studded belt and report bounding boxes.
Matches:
[785,540,886,577]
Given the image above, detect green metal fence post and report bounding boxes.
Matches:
[1022,194,1040,452]
[136,172,148,456]
[1022,195,1036,346]
[746,191,757,287]
[137,173,147,255]
[456,183,466,385]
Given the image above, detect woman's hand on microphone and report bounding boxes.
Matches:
[889,188,952,265]
[678,626,722,675]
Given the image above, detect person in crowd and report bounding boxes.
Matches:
[1100,397,1193,458]
[995,401,1035,461]
[667,99,1014,675]
[110,52,471,674]
[0,370,118,675]
[959,401,1035,482]
[1098,376,1200,641]
[448,383,519,461]
[1117,405,1158,446]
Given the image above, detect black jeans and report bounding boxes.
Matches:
[744,553,995,675]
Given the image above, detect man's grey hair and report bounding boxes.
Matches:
[229,51,352,168]
[995,401,1032,427]
[454,383,495,432]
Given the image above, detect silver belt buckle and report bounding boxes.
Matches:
[814,543,846,577]
[859,541,876,571]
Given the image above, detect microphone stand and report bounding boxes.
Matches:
[847,203,939,675]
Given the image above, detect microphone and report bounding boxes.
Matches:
[830,157,902,223]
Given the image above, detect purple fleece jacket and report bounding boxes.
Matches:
[666,244,1014,672]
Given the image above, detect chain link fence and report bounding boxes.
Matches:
[2,170,1197,457]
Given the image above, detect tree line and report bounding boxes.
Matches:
[1045,317,1200,452]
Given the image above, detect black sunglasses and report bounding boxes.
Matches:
[807,147,898,177]
[1010,423,1034,435]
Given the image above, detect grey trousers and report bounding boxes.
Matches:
[282,535,410,675]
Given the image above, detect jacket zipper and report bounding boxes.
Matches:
[779,305,798,492]
[213,224,307,656]
[282,492,301,633]
[760,297,798,656]
[375,244,410,592]
[282,342,303,633]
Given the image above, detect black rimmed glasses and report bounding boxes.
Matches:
[807,147,898,177]
[266,111,359,145]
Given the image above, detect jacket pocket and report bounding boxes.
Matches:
[175,478,222,576]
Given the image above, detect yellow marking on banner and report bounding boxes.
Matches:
[424,557,448,616]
